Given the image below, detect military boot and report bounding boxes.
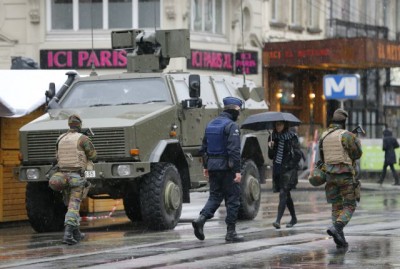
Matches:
[327,222,346,248]
[225,224,244,243]
[62,225,78,245]
[337,229,349,248]
[72,227,85,242]
[192,215,207,240]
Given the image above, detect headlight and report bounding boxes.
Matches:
[117,165,131,176]
[26,168,39,180]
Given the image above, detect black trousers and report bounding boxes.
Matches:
[200,170,241,225]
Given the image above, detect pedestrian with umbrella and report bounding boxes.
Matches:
[268,120,303,229]
[241,112,302,229]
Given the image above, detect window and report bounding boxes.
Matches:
[47,0,160,32]
[290,0,301,26]
[191,0,225,34]
[362,0,376,25]
[307,0,320,29]
[271,0,281,22]
[61,78,171,108]
[397,0,400,38]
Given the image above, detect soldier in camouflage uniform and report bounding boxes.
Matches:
[49,114,97,245]
[319,109,362,248]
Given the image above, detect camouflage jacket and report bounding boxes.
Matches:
[319,124,362,174]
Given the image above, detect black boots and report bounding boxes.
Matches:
[225,224,243,242]
[62,225,78,245]
[272,222,281,229]
[286,218,297,228]
[73,227,85,242]
[62,225,85,245]
[192,215,207,240]
[327,222,348,248]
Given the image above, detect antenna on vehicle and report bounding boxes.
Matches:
[238,0,250,100]
[241,0,246,86]
[154,1,157,31]
[89,0,97,76]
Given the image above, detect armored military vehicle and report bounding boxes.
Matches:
[18,29,269,232]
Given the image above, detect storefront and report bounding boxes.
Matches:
[263,37,400,139]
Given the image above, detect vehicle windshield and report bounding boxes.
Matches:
[60,78,172,108]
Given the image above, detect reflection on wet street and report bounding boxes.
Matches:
[0,181,400,268]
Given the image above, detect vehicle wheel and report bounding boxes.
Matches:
[238,160,261,220]
[26,182,67,233]
[140,163,182,230]
[123,183,142,222]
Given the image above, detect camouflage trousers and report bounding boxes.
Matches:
[49,172,86,227]
[325,172,357,226]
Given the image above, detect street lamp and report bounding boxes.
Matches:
[309,92,316,135]
[276,89,283,111]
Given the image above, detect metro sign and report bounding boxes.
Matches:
[323,74,360,100]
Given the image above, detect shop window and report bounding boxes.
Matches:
[277,80,295,106]
[191,0,224,35]
[47,0,160,32]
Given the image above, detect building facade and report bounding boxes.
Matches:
[2,1,400,139]
[0,0,265,85]
[263,0,400,139]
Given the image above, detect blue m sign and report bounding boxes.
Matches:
[323,74,360,100]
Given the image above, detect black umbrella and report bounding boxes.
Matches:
[241,111,301,131]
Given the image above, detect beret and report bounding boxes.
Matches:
[223,96,243,108]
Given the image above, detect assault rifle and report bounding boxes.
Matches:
[351,125,366,136]
[82,127,95,137]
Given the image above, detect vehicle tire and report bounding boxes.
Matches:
[140,163,182,230]
[123,183,142,222]
[26,182,67,233]
[238,159,261,220]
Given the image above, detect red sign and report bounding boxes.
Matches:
[40,49,127,69]
[263,38,400,68]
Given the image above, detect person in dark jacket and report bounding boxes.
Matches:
[268,121,302,229]
[192,96,243,242]
[378,128,400,185]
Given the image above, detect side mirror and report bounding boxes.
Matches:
[189,74,200,98]
[45,83,56,106]
[46,83,56,99]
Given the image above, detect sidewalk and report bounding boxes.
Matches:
[263,178,400,192]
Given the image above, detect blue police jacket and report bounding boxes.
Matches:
[200,111,241,173]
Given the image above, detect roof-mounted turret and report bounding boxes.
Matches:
[111,29,190,73]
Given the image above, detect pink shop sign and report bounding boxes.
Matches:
[187,49,233,72]
[40,49,127,69]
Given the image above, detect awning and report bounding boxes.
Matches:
[263,37,400,70]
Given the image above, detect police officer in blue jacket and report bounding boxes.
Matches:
[192,96,244,242]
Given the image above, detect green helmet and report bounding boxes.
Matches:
[308,167,327,187]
